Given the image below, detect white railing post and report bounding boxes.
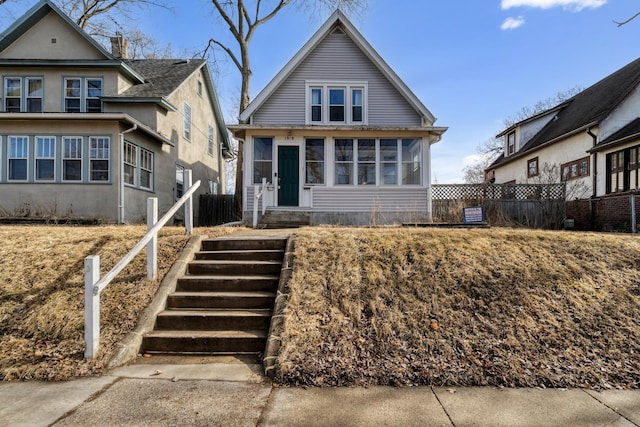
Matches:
[84,255,100,359]
[253,184,260,228]
[184,169,194,235]
[261,177,267,216]
[147,197,158,280]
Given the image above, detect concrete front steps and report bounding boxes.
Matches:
[140,237,287,358]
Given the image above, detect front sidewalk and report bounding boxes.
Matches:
[1,362,638,426]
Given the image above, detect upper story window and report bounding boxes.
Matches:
[183,103,192,140]
[197,80,203,97]
[3,77,43,112]
[507,131,516,156]
[64,77,102,113]
[306,82,367,125]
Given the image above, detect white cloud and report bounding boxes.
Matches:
[501,16,526,30]
[501,0,607,12]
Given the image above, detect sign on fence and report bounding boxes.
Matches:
[463,206,485,223]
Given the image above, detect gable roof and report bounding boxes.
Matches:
[238,9,436,125]
[590,117,640,153]
[0,0,112,58]
[490,56,640,168]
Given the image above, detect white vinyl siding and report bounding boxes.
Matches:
[253,30,422,127]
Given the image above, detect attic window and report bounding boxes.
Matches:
[51,38,57,44]
[507,131,516,155]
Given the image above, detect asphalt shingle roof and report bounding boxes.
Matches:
[116,59,205,98]
[598,117,640,147]
[491,56,640,168]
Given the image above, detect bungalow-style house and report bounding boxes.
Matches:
[486,57,640,201]
[0,0,231,223]
[229,10,447,226]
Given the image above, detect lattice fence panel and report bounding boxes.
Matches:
[432,184,565,201]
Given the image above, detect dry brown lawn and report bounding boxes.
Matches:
[277,227,640,389]
[0,225,238,381]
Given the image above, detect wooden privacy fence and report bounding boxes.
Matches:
[432,183,566,229]
[199,194,241,226]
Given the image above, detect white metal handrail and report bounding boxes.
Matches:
[252,177,268,228]
[84,169,200,359]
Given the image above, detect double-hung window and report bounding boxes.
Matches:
[89,137,110,182]
[63,137,82,181]
[311,88,322,122]
[329,88,345,122]
[124,141,136,186]
[64,77,102,112]
[4,77,43,112]
[86,79,102,112]
[140,148,153,190]
[253,137,273,184]
[8,136,28,181]
[507,131,516,156]
[36,136,55,181]
[306,82,367,124]
[305,139,325,185]
[64,78,81,113]
[183,103,192,140]
[176,164,185,199]
[335,139,354,185]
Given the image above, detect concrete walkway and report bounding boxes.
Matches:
[1,362,638,427]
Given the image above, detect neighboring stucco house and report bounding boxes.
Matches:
[0,0,230,223]
[229,10,447,226]
[486,57,640,200]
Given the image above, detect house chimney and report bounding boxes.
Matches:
[110,32,128,59]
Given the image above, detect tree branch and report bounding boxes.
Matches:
[205,38,243,72]
[614,11,640,27]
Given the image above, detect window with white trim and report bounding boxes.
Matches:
[357,139,376,185]
[63,136,82,181]
[208,125,214,157]
[402,139,421,185]
[3,77,43,112]
[380,139,398,185]
[305,139,325,185]
[507,131,516,156]
[123,141,154,190]
[36,136,55,181]
[306,82,367,125]
[89,137,110,182]
[183,103,192,140]
[253,137,273,184]
[335,139,354,185]
[64,77,102,113]
[8,136,28,181]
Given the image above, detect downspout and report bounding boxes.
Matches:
[587,127,598,231]
[119,124,138,224]
[587,127,598,198]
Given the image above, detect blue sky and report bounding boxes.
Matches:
[2,0,640,183]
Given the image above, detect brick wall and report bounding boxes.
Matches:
[566,194,640,232]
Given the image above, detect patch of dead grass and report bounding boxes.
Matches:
[0,225,239,381]
[277,227,640,389]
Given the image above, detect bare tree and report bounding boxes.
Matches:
[463,86,583,183]
[203,0,367,198]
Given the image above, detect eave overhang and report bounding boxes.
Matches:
[0,59,146,84]
[101,96,177,112]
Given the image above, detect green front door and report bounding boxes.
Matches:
[278,146,299,206]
